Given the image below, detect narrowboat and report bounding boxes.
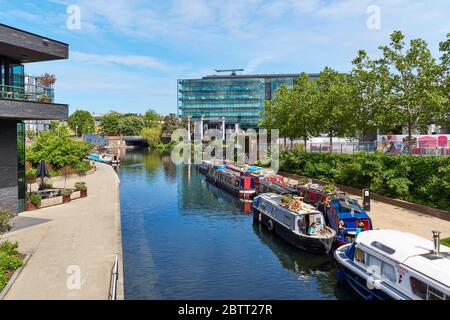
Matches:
[325,194,372,246]
[87,152,116,165]
[253,193,336,254]
[257,180,300,196]
[202,165,256,201]
[334,230,450,300]
[297,184,372,246]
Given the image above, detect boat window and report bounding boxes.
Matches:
[260,202,266,212]
[427,287,445,301]
[381,262,396,283]
[271,206,276,217]
[410,277,427,299]
[355,248,365,264]
[366,254,383,274]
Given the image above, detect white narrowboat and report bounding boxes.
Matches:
[334,229,450,300]
[253,193,336,254]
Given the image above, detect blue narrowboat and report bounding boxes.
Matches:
[296,184,372,246]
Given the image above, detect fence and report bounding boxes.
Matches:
[280,141,450,156]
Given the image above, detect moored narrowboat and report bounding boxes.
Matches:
[253,193,336,254]
[297,183,372,246]
[257,180,300,196]
[202,165,256,201]
[334,230,450,300]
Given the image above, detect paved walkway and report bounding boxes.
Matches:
[1,163,124,300]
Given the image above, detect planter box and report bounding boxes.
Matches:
[62,195,71,204]
[41,196,63,208]
[70,191,81,200]
[25,202,39,211]
[80,190,88,198]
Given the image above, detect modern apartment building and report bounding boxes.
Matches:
[177,71,319,136]
[0,24,68,212]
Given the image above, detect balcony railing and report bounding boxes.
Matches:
[0,84,54,103]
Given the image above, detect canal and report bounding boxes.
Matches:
[119,150,356,300]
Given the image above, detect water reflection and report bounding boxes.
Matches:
[119,150,357,300]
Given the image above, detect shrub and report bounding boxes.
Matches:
[74,182,87,191]
[0,208,13,235]
[27,193,42,206]
[59,189,73,197]
[280,151,450,212]
[0,241,19,256]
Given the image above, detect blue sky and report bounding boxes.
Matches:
[0,0,449,116]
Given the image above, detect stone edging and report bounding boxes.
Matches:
[279,171,450,222]
[0,253,32,300]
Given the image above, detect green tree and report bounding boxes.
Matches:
[118,116,145,136]
[68,110,95,137]
[141,127,162,147]
[377,31,448,153]
[26,123,93,169]
[438,33,450,129]
[100,111,122,136]
[144,109,161,128]
[314,67,353,151]
[162,113,179,136]
[290,73,321,149]
[350,50,389,141]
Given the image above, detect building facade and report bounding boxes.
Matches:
[0,23,68,213]
[177,72,319,136]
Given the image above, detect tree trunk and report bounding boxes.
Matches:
[329,134,333,153]
[408,125,413,155]
[304,138,308,153]
[284,137,287,149]
[290,139,293,150]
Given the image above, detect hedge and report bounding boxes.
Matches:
[280,150,450,212]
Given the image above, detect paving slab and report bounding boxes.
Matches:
[0,163,123,300]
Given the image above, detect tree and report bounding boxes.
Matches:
[100,111,122,136]
[162,113,179,136]
[68,110,95,137]
[118,115,145,136]
[314,67,353,152]
[59,166,75,191]
[290,73,321,149]
[144,109,161,128]
[26,123,93,170]
[377,31,448,153]
[141,127,162,147]
[25,169,37,193]
[349,50,390,141]
[438,33,450,129]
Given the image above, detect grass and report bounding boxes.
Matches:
[441,237,450,248]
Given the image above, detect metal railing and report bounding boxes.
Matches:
[281,141,450,156]
[109,252,119,300]
[0,84,54,103]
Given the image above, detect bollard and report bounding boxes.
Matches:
[362,189,371,212]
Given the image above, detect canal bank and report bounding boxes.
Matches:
[1,163,123,300]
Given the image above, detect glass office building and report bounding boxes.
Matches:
[178,73,319,130]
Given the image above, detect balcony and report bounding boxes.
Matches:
[0,82,68,120]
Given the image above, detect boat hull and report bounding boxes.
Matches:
[253,208,334,254]
[201,168,255,201]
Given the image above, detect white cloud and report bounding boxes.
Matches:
[70,51,170,71]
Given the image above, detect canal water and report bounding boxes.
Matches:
[119,150,356,300]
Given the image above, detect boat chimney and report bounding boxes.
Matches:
[432,230,441,256]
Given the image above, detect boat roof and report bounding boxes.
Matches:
[258,193,322,215]
[356,230,450,287]
[331,198,370,220]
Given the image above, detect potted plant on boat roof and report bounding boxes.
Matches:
[323,184,337,193]
[26,192,42,211]
[74,182,87,198]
